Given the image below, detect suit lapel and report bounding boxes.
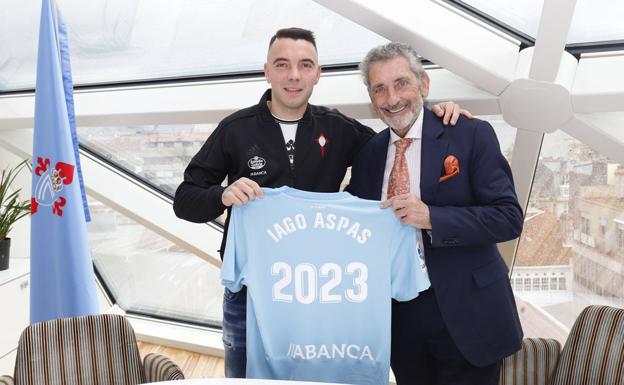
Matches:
[370,129,390,200]
[420,109,448,204]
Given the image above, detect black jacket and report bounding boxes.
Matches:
[173,89,374,257]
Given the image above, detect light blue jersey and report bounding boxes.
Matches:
[222,187,430,384]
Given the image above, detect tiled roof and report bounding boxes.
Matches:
[515,210,572,266]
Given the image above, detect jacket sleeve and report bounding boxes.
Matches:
[428,120,523,247]
[173,123,230,223]
[344,137,368,196]
[347,120,375,167]
[344,119,374,195]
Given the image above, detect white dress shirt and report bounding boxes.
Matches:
[380,107,429,276]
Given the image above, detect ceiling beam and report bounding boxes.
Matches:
[529,0,577,82]
[0,69,500,129]
[561,115,624,164]
[314,0,518,95]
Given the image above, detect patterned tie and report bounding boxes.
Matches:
[387,138,428,275]
[387,138,414,199]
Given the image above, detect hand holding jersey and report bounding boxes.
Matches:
[381,193,432,229]
[222,177,264,207]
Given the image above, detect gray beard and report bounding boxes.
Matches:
[382,102,422,136]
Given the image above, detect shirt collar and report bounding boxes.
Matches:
[260,89,311,123]
[389,107,424,144]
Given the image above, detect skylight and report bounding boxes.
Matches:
[0,0,387,91]
[456,0,624,45]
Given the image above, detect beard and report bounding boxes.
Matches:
[378,96,424,134]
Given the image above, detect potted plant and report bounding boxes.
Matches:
[0,160,31,271]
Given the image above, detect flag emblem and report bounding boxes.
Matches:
[31,157,75,216]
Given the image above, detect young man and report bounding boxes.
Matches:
[347,42,524,385]
[173,28,468,378]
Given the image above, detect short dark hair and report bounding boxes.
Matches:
[269,27,317,51]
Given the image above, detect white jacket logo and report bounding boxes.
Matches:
[248,156,266,170]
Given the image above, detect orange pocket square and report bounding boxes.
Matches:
[439,155,460,182]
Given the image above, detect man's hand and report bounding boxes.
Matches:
[381,193,432,229]
[222,177,264,207]
[431,101,474,126]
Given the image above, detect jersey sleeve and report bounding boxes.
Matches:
[221,205,247,292]
[389,222,431,301]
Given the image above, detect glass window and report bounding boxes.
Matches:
[87,195,223,326]
[0,0,387,91]
[459,0,542,38]
[79,124,216,197]
[568,1,624,44]
[457,0,624,44]
[514,129,624,343]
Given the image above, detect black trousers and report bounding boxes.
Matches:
[391,289,501,385]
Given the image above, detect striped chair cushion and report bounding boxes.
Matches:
[499,337,561,385]
[143,353,184,382]
[14,314,146,385]
[550,305,624,385]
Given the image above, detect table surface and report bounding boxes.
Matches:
[145,379,349,385]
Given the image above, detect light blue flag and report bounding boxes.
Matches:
[30,0,99,323]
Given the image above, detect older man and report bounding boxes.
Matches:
[347,42,524,385]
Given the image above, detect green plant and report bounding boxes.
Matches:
[0,159,31,240]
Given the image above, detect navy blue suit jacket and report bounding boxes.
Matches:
[347,109,524,366]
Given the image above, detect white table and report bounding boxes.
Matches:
[147,379,350,385]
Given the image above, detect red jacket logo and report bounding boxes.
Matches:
[317,133,330,158]
[31,157,75,217]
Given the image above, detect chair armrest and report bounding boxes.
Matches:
[499,337,561,385]
[0,375,15,385]
[143,353,185,382]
